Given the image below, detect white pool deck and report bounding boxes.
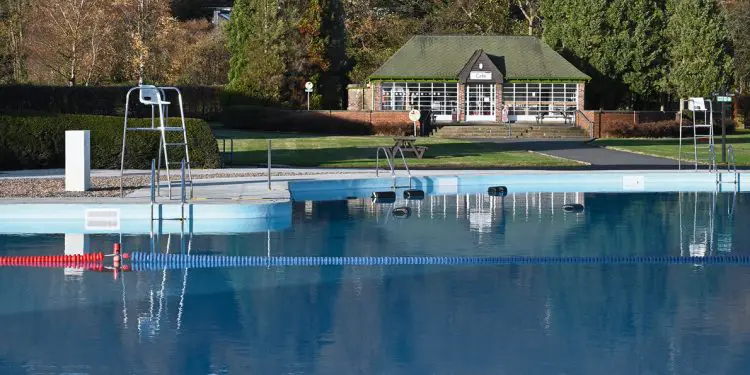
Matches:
[0,167,743,204]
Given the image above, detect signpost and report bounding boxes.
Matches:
[408,109,421,136]
[715,93,733,163]
[305,81,314,111]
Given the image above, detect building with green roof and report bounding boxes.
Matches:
[348,35,590,124]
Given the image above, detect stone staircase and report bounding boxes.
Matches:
[433,123,588,139]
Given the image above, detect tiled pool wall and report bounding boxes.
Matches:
[289,172,746,201]
[0,171,744,234]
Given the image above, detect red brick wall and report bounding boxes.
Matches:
[575,110,679,138]
[305,110,414,134]
[458,83,466,121]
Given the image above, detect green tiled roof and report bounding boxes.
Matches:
[371,35,590,81]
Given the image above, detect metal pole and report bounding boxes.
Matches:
[150,158,155,222]
[721,101,727,163]
[413,121,417,137]
[307,92,310,111]
[267,139,272,191]
[181,158,186,220]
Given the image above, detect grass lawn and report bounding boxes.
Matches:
[212,128,581,168]
[593,130,750,166]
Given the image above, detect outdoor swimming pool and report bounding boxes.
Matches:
[0,191,749,374]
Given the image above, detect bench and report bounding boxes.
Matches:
[391,137,428,159]
[536,111,572,125]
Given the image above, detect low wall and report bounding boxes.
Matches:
[576,110,678,138]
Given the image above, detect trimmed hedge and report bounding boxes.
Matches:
[221,105,374,135]
[0,114,220,170]
[0,85,272,121]
[609,120,735,138]
[221,105,413,136]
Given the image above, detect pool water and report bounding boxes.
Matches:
[1,192,750,374]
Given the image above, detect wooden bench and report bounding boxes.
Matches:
[536,111,572,125]
[391,137,428,159]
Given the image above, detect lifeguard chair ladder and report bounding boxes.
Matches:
[119,85,193,199]
[679,97,714,170]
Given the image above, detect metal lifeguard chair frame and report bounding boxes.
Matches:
[119,85,193,199]
[679,97,715,171]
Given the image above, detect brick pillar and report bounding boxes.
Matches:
[458,83,466,122]
[347,85,363,111]
[373,81,382,111]
[577,83,586,110]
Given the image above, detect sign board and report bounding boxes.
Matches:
[305,88,313,93]
[408,109,421,122]
[469,71,492,80]
[717,96,732,103]
[305,81,314,90]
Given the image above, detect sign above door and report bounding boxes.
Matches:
[469,71,492,80]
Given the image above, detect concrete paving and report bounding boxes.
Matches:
[0,167,691,205]
[467,138,679,169]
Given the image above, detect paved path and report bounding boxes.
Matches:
[467,138,679,170]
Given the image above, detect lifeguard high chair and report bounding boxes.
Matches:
[119,85,193,199]
[679,97,715,171]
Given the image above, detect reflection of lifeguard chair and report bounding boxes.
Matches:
[119,85,193,199]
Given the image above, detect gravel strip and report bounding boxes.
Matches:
[0,171,361,198]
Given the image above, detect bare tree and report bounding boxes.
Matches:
[27,0,114,85]
[516,0,540,35]
[112,0,174,84]
[0,0,30,82]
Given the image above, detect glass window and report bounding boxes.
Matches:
[380,82,458,117]
[502,83,580,118]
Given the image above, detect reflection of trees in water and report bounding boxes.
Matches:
[1,192,749,373]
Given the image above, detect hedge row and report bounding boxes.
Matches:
[609,120,735,138]
[0,114,220,170]
[0,85,271,120]
[221,105,413,136]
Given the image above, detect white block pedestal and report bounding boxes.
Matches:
[65,130,90,191]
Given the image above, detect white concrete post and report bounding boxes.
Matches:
[65,130,90,191]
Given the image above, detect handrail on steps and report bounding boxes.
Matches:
[575,110,595,139]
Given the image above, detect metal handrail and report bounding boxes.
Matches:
[728,145,737,174]
[375,147,394,177]
[708,144,717,175]
[575,110,595,139]
[392,146,412,179]
[375,146,411,188]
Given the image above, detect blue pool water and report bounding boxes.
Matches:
[1,192,750,374]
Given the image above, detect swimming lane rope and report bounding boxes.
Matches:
[4,251,750,271]
[128,252,750,271]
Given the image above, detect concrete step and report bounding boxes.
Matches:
[434,124,585,139]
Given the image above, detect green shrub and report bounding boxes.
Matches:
[608,119,734,138]
[221,105,374,135]
[0,114,220,170]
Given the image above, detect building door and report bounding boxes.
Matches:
[465,84,496,122]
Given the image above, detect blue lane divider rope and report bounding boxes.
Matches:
[129,252,750,271]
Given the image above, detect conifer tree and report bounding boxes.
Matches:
[665,0,732,97]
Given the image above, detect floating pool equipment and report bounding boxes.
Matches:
[488,186,508,196]
[371,191,396,203]
[403,189,425,200]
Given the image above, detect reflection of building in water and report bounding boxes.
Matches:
[679,191,736,257]
[350,192,585,235]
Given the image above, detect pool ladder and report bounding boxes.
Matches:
[711,145,739,189]
[149,158,190,222]
[375,146,412,188]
